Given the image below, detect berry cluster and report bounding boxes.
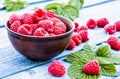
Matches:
[9,9,67,37]
[86,17,120,34]
[67,22,89,50]
[86,17,120,50]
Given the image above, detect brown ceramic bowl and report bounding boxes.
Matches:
[5,15,74,61]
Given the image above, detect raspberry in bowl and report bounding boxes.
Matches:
[5,9,74,61]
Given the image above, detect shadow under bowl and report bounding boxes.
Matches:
[5,15,74,61]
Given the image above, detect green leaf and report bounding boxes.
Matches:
[68,0,84,10]
[68,60,100,79]
[109,53,120,65]
[65,50,95,63]
[96,44,111,57]
[96,57,113,64]
[4,0,28,12]
[83,44,97,54]
[44,3,63,10]
[100,64,118,76]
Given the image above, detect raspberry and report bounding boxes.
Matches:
[79,30,89,42]
[83,60,100,75]
[17,24,32,35]
[21,13,34,24]
[107,36,120,50]
[67,39,76,50]
[114,21,120,31]
[72,33,82,45]
[97,18,109,28]
[32,9,46,22]
[74,22,79,32]
[86,18,96,29]
[38,19,53,33]
[76,26,88,32]
[74,22,79,28]
[53,22,67,35]
[33,28,49,36]
[46,10,55,18]
[48,60,66,77]
[30,24,38,33]
[104,24,116,34]
[9,14,20,24]
[50,18,61,25]
[10,21,21,32]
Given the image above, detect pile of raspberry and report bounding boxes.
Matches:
[8,9,67,37]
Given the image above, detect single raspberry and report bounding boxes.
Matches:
[83,60,100,75]
[17,24,32,35]
[50,18,61,25]
[38,19,53,33]
[97,18,109,28]
[48,60,66,77]
[86,18,97,29]
[53,22,67,35]
[32,9,46,22]
[76,26,88,32]
[67,39,76,50]
[74,22,79,32]
[33,28,49,36]
[46,10,55,18]
[107,36,120,50]
[21,13,34,24]
[74,22,79,28]
[72,33,82,45]
[114,20,120,31]
[30,24,38,33]
[10,21,21,32]
[79,30,89,42]
[104,24,116,34]
[9,14,20,24]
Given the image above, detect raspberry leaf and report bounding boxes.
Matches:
[83,44,97,53]
[68,0,84,10]
[100,64,118,76]
[44,3,63,10]
[65,50,95,63]
[95,44,111,57]
[4,0,28,12]
[68,60,100,79]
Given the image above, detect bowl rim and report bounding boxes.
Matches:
[5,15,75,39]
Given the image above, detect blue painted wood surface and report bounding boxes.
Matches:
[0,0,120,79]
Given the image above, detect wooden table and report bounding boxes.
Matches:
[0,0,120,79]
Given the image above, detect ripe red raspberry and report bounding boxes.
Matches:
[21,13,34,24]
[48,60,66,77]
[74,22,79,32]
[46,10,55,18]
[74,22,79,28]
[9,14,20,24]
[50,18,61,25]
[33,28,49,36]
[72,33,82,45]
[104,24,116,34]
[67,39,76,50]
[107,36,120,50]
[10,21,21,32]
[32,9,47,22]
[83,60,100,75]
[114,21,120,31]
[30,24,38,33]
[38,19,53,33]
[79,30,89,42]
[97,18,109,28]
[86,18,97,29]
[76,26,88,32]
[53,22,67,35]
[17,24,32,35]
